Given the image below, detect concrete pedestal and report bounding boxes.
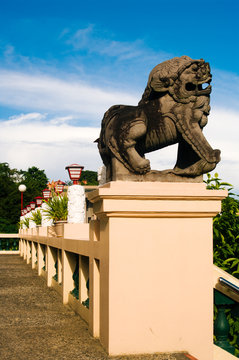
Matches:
[88,181,227,360]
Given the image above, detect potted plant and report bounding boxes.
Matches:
[18,219,24,234]
[30,209,42,226]
[19,217,30,234]
[43,193,68,237]
[23,217,30,229]
[30,209,42,235]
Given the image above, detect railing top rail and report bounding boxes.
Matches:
[214,265,239,303]
[0,233,19,238]
[219,277,239,296]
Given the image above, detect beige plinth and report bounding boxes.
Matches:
[88,181,227,360]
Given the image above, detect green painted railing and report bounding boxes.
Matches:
[42,254,46,271]
[214,278,239,357]
[53,260,58,282]
[82,279,89,309]
[0,234,19,251]
[70,256,89,308]
[71,255,79,299]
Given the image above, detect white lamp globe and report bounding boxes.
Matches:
[18,184,27,192]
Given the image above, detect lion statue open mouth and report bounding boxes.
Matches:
[96,55,221,182]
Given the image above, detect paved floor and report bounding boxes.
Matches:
[0,255,193,360]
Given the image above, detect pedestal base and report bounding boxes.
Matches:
[111,157,203,182]
[88,181,227,360]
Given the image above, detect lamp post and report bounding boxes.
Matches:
[65,164,84,185]
[35,196,43,207]
[41,189,53,227]
[65,163,85,224]
[55,180,65,194]
[42,188,51,201]
[30,201,36,211]
[18,184,27,210]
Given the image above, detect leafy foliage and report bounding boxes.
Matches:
[20,166,48,206]
[30,209,42,226]
[204,173,239,273]
[0,238,19,251]
[0,163,98,232]
[18,219,24,230]
[0,163,48,233]
[205,173,239,353]
[0,217,18,233]
[43,194,68,222]
[0,163,20,232]
[80,170,98,185]
[23,217,30,229]
[204,172,233,192]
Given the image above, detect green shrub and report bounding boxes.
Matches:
[30,209,42,226]
[204,173,239,273]
[23,217,30,229]
[43,194,68,222]
[205,173,239,353]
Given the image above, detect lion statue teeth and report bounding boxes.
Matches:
[96,55,221,182]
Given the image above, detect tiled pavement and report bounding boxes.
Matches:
[0,255,195,360]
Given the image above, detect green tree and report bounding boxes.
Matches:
[0,163,20,232]
[205,173,239,354]
[204,173,239,272]
[20,166,48,208]
[0,163,48,233]
[80,170,98,185]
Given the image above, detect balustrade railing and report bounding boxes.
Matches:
[214,266,239,358]
[19,223,91,326]
[18,225,239,359]
[71,255,79,299]
[0,234,19,252]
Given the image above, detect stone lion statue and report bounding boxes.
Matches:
[96,56,221,182]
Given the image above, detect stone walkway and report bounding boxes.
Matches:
[0,255,193,360]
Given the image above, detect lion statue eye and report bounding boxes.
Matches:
[185,82,196,91]
[192,64,198,72]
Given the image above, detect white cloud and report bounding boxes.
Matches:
[145,107,239,189]
[69,25,94,50]
[3,44,15,58]
[1,107,239,191]
[1,113,99,144]
[204,108,239,159]
[0,69,138,124]
[0,112,102,181]
[212,69,239,112]
[7,112,47,125]
[67,25,144,60]
[49,115,74,125]
[65,25,173,68]
[202,108,239,189]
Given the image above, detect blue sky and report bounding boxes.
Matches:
[0,0,239,189]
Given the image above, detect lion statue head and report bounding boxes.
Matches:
[139,55,212,105]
